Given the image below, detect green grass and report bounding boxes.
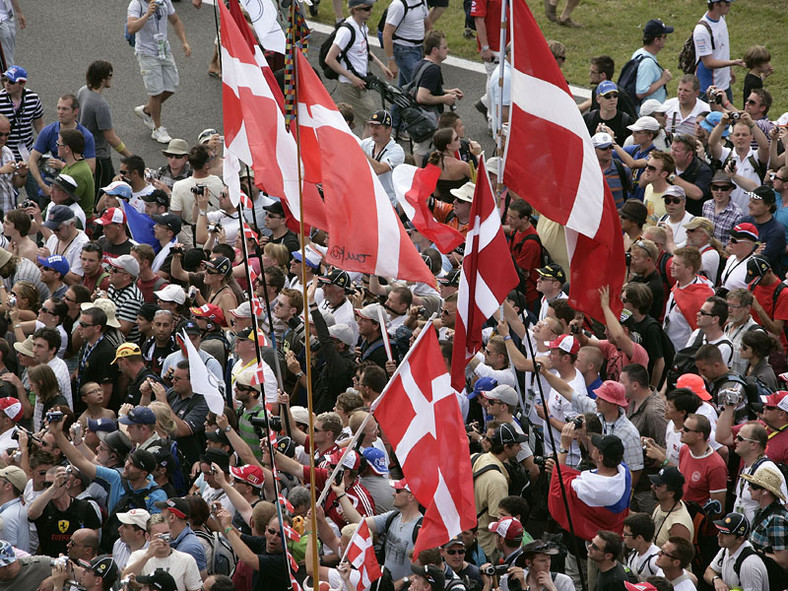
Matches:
[311,0,788,113]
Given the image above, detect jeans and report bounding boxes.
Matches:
[392,44,423,129]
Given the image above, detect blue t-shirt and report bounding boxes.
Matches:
[631,48,666,103]
[172,526,207,571]
[95,465,167,514]
[741,210,787,277]
[617,144,656,201]
[774,191,788,269]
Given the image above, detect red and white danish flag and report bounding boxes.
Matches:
[501,0,625,320]
[372,326,476,555]
[344,519,382,591]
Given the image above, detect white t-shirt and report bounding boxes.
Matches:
[360,137,405,207]
[658,211,694,247]
[128,0,176,57]
[170,175,224,226]
[130,183,155,213]
[126,548,202,591]
[721,254,753,292]
[44,229,90,277]
[384,0,428,47]
[694,14,732,91]
[333,18,370,84]
[626,544,664,580]
[719,146,762,211]
[544,368,584,466]
[685,329,733,366]
[662,97,710,137]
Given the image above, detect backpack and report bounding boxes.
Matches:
[376,0,424,45]
[678,20,714,75]
[714,373,767,420]
[471,453,530,508]
[612,158,633,198]
[164,438,189,496]
[510,232,551,294]
[733,545,785,590]
[665,331,733,390]
[194,529,237,577]
[748,280,788,342]
[617,53,662,108]
[683,499,719,576]
[399,61,440,142]
[319,22,366,81]
[374,510,423,565]
[101,480,161,552]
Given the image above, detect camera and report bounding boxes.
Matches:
[208,222,222,233]
[720,384,743,407]
[570,323,580,335]
[50,556,69,569]
[481,564,509,577]
[187,285,198,301]
[730,111,742,122]
[153,0,166,7]
[709,88,723,105]
[46,410,64,423]
[573,415,584,429]
[533,455,546,467]
[191,184,206,196]
[624,251,631,266]
[158,533,172,543]
[6,294,15,308]
[144,167,157,181]
[22,199,36,209]
[171,244,184,255]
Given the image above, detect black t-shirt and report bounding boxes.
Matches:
[96,236,134,258]
[415,59,444,113]
[125,366,163,406]
[594,563,632,591]
[240,534,290,591]
[583,109,634,145]
[76,337,118,414]
[33,497,102,557]
[630,315,665,377]
[142,335,178,377]
[271,230,300,258]
[631,269,666,320]
[678,156,714,216]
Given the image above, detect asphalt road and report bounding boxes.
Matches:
[16,0,495,176]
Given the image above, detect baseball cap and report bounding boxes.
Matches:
[162,138,189,156]
[0,541,15,567]
[137,569,178,591]
[472,376,498,399]
[368,110,392,127]
[730,222,759,242]
[2,65,26,83]
[206,428,230,446]
[438,268,461,287]
[391,478,411,492]
[119,406,157,426]
[492,423,528,446]
[117,508,151,530]
[178,319,202,335]
[764,391,788,413]
[676,373,712,401]
[151,213,183,235]
[590,434,624,464]
[639,99,669,117]
[596,80,618,96]
[290,406,310,425]
[292,244,323,270]
[410,564,444,591]
[593,381,628,407]
[84,298,121,328]
[643,18,674,37]
[442,536,466,549]
[683,217,714,235]
[78,556,118,587]
[87,417,118,433]
[190,303,227,327]
[129,449,157,473]
[746,256,771,283]
[235,367,262,392]
[100,180,133,200]
[154,284,186,305]
[109,254,140,277]
[154,497,192,519]
[649,465,685,488]
[362,448,389,475]
[329,449,362,471]
[51,174,79,199]
[627,116,660,132]
[536,263,566,283]
[230,301,252,319]
[141,190,170,208]
[95,207,127,226]
[713,512,749,537]
[318,269,352,290]
[484,385,519,407]
[625,583,657,591]
[700,111,729,136]
[0,397,22,422]
[111,342,142,364]
[591,132,615,149]
[0,466,26,492]
[198,129,219,144]
[276,435,296,458]
[355,303,387,324]
[230,464,265,488]
[205,256,232,277]
[348,0,374,7]
[329,323,356,347]
[549,334,580,355]
[38,254,70,277]
[264,201,285,217]
[662,184,686,200]
[201,448,231,473]
[710,169,735,188]
[750,185,777,205]
[99,430,132,459]
[488,516,524,540]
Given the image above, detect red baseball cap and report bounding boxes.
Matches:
[0,397,22,422]
[190,303,227,327]
[764,391,788,412]
[94,207,127,226]
[676,373,712,401]
[230,465,265,488]
[488,516,524,540]
[548,335,580,355]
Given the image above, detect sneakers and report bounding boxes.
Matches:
[151,126,172,144]
[474,99,488,117]
[135,105,155,130]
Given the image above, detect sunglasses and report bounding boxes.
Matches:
[601,92,618,99]
[646,165,660,172]
[736,434,758,443]
[445,549,464,555]
[663,197,682,204]
[356,4,373,9]
[682,425,701,433]
[267,527,282,536]
[711,185,733,191]
[749,483,764,491]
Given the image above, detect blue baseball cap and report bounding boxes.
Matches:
[700,111,730,137]
[362,448,389,475]
[0,540,17,567]
[38,254,70,277]
[596,80,618,96]
[87,417,118,433]
[119,406,156,426]
[43,204,76,230]
[470,376,498,400]
[2,65,26,84]
[100,180,133,200]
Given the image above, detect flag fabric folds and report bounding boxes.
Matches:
[501,0,625,321]
[181,330,225,414]
[119,201,158,250]
[294,51,435,286]
[372,327,476,555]
[450,159,519,392]
[345,520,382,591]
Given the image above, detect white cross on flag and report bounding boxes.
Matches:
[344,519,382,591]
[372,326,476,555]
[501,0,625,320]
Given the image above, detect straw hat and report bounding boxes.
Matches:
[740,465,786,501]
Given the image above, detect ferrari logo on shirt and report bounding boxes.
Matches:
[58,520,70,533]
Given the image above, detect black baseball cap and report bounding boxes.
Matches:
[590,434,624,464]
[137,569,178,591]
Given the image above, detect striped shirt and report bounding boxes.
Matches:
[0,145,16,212]
[0,88,44,159]
[108,283,145,344]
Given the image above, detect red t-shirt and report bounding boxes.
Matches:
[509,226,541,305]
[470,0,508,53]
[678,445,728,504]
[750,279,788,347]
[596,340,649,382]
[302,466,376,527]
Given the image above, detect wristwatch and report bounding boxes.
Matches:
[558,447,569,455]
[668,173,676,182]
[222,425,232,433]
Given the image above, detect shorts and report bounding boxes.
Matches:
[427,0,448,8]
[337,83,376,137]
[136,52,180,96]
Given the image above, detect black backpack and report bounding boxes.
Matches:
[665,331,732,390]
[101,480,162,552]
[319,22,368,81]
[471,453,530,506]
[376,0,424,45]
[374,511,423,565]
[678,20,714,74]
[617,53,662,108]
[732,545,785,590]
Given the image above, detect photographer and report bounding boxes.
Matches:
[498,540,573,591]
[480,517,525,590]
[170,145,223,243]
[194,184,240,246]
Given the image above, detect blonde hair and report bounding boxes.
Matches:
[263,242,290,269]
[149,401,177,438]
